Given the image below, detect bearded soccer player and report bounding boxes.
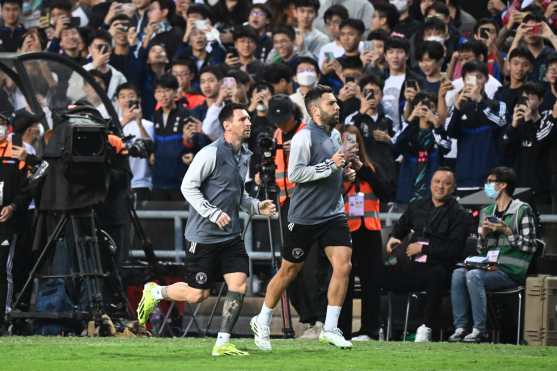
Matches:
[137,103,276,356]
[251,85,355,350]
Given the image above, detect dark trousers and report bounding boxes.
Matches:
[0,235,14,322]
[132,187,152,206]
[339,228,383,338]
[381,262,450,328]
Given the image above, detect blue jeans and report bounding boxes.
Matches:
[451,268,517,333]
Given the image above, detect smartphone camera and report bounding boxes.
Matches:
[128,100,139,109]
[406,79,419,90]
[479,28,490,39]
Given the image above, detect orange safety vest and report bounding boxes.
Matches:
[274,123,305,206]
[343,179,381,232]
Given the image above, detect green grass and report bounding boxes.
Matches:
[1,337,557,370]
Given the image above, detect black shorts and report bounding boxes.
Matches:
[184,237,249,289]
[283,216,352,263]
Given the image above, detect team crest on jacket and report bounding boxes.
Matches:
[292,248,304,259]
[196,272,208,285]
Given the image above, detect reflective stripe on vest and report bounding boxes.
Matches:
[274,123,305,205]
[343,179,381,232]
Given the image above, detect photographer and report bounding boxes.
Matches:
[116,83,154,203]
[503,82,557,210]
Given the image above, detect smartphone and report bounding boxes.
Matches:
[345,132,357,144]
[531,24,542,35]
[486,216,502,224]
[223,77,237,89]
[479,28,490,39]
[227,48,239,59]
[70,16,80,27]
[12,133,23,147]
[362,41,373,52]
[128,100,139,109]
[345,76,355,83]
[194,19,208,30]
[465,75,477,87]
[406,79,419,90]
[325,51,335,61]
[99,44,109,54]
[364,89,374,100]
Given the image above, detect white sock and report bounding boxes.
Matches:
[257,303,273,326]
[215,332,231,346]
[150,284,164,301]
[324,305,342,332]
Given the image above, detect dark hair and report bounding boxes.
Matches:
[458,39,488,61]
[461,60,489,79]
[523,11,546,24]
[434,166,456,182]
[1,0,22,7]
[200,65,223,80]
[272,25,296,41]
[324,4,349,23]
[187,3,212,21]
[151,0,175,20]
[248,81,275,98]
[116,82,140,97]
[473,18,499,35]
[425,2,450,18]
[304,84,333,113]
[155,73,179,90]
[295,56,319,74]
[521,81,544,99]
[488,166,517,196]
[88,30,112,47]
[367,29,390,42]
[233,25,258,42]
[294,0,320,12]
[417,40,445,62]
[412,91,437,110]
[218,102,247,127]
[225,68,251,85]
[340,18,365,35]
[340,55,363,70]
[48,0,72,12]
[508,47,535,66]
[19,27,47,50]
[374,2,399,31]
[173,58,197,78]
[110,14,131,26]
[546,52,557,68]
[265,63,293,84]
[385,36,409,54]
[358,73,384,91]
[423,16,446,34]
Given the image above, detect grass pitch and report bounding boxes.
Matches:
[1,337,557,370]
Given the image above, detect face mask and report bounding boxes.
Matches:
[0,125,7,141]
[297,71,317,87]
[484,182,500,200]
[389,0,409,13]
[425,36,445,44]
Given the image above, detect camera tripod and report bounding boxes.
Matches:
[11,209,108,328]
[259,177,295,339]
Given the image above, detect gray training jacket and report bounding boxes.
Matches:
[287,120,345,225]
[181,137,260,244]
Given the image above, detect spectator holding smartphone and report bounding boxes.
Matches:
[318,5,349,72]
[83,30,127,101]
[447,61,507,188]
[116,83,155,203]
[502,82,557,209]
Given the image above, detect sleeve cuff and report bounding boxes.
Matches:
[208,209,222,223]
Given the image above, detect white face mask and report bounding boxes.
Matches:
[0,125,7,141]
[425,36,445,44]
[389,0,409,13]
[296,71,317,87]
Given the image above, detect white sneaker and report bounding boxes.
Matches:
[448,328,467,342]
[415,324,432,342]
[250,316,272,351]
[351,334,371,341]
[463,328,484,343]
[319,328,353,348]
[298,321,323,340]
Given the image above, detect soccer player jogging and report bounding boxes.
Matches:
[137,103,276,356]
[251,85,355,350]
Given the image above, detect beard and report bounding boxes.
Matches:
[319,108,339,128]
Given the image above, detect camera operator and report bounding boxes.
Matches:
[116,83,154,203]
[0,115,30,333]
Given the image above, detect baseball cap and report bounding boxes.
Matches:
[267,94,296,126]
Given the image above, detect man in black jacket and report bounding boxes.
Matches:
[381,167,472,342]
